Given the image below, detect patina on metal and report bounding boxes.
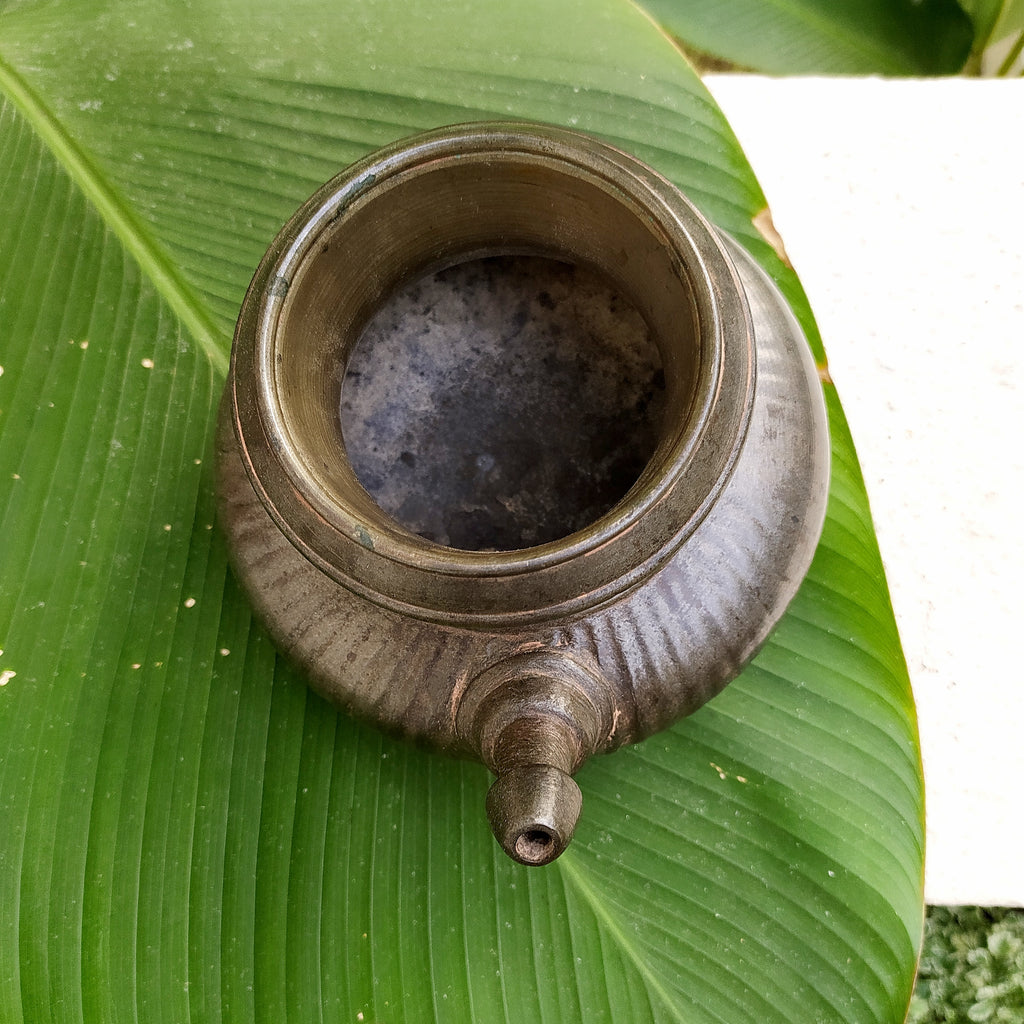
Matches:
[217,122,830,866]
[339,253,668,552]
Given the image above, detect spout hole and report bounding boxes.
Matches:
[514,827,556,864]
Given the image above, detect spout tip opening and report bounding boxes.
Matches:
[514,827,556,864]
[486,764,582,866]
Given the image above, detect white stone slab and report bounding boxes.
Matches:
[704,75,1024,907]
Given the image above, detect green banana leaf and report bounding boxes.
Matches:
[638,0,973,74]
[0,1,924,1021]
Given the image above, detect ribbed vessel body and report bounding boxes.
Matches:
[217,123,830,863]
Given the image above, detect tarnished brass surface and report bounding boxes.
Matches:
[218,122,830,865]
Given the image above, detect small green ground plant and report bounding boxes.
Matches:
[912,908,1024,1023]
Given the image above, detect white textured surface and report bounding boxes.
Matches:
[704,76,1024,907]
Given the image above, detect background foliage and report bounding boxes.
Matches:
[638,0,974,75]
[638,0,1024,74]
[911,909,1024,1023]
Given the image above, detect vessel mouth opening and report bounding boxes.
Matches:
[339,253,666,552]
[269,138,704,559]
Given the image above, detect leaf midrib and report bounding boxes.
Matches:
[0,52,229,377]
[559,855,696,1021]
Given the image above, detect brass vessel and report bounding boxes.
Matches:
[217,122,830,865]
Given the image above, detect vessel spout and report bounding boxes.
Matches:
[456,650,615,865]
[486,763,582,865]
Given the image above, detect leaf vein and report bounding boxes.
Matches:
[0,54,229,376]
[559,857,695,1022]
